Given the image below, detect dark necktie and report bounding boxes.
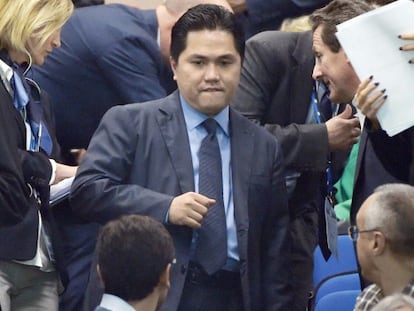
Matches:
[318,84,333,122]
[194,118,227,275]
[315,82,334,260]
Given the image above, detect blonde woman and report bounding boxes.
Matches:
[0,0,74,310]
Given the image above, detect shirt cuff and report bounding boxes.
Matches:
[49,159,56,185]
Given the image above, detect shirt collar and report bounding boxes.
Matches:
[179,93,230,137]
[0,57,14,95]
[100,293,136,311]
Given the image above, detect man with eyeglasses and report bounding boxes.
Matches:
[350,183,414,311]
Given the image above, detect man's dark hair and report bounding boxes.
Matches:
[310,0,373,52]
[170,4,245,62]
[97,215,175,301]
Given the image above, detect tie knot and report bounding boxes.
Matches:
[202,118,217,135]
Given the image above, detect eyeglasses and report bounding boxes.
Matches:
[347,225,379,241]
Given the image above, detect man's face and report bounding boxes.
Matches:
[355,195,376,282]
[312,25,360,104]
[170,29,241,116]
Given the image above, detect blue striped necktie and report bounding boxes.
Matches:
[194,118,227,275]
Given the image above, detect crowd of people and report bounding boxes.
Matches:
[0,0,413,310]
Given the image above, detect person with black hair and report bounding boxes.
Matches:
[95,215,175,311]
[72,4,291,311]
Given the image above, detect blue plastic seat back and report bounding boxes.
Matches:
[313,235,358,287]
[314,290,361,311]
[315,272,361,304]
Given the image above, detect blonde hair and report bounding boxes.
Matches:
[280,15,311,32]
[0,0,73,56]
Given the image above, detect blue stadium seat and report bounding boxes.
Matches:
[315,272,361,304]
[313,235,358,287]
[314,290,361,311]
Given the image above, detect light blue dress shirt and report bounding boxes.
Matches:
[97,293,136,311]
[179,94,239,267]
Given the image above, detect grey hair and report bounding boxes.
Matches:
[364,183,414,256]
[371,293,414,311]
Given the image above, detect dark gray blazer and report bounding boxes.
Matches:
[232,31,334,218]
[350,121,410,222]
[71,91,291,311]
[33,5,176,153]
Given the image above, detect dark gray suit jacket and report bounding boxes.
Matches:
[71,91,291,311]
[33,5,176,153]
[232,31,334,218]
[350,121,409,222]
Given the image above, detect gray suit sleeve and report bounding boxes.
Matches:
[70,106,173,224]
[232,32,329,171]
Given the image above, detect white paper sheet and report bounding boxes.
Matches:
[336,0,414,136]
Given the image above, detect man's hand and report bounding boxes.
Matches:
[355,76,387,129]
[326,104,361,151]
[168,192,215,229]
[54,163,78,184]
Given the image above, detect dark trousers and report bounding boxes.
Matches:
[178,263,243,311]
[290,209,318,311]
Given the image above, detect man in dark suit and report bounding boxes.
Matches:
[309,0,404,225]
[94,215,175,311]
[71,4,291,311]
[231,30,360,311]
[34,1,232,309]
[32,0,231,164]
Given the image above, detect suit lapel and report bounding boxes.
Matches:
[230,109,254,262]
[156,92,195,193]
[0,83,26,147]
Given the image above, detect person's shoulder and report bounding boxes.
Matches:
[231,109,277,142]
[109,92,178,116]
[354,283,382,311]
[248,30,309,46]
[246,30,311,63]
[76,3,139,16]
[72,4,154,34]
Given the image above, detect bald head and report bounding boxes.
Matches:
[164,0,232,15]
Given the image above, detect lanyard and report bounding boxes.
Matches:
[311,89,334,195]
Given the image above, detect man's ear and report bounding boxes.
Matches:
[170,57,177,80]
[96,264,105,287]
[372,231,386,256]
[159,263,171,289]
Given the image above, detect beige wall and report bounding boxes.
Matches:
[105,0,163,9]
